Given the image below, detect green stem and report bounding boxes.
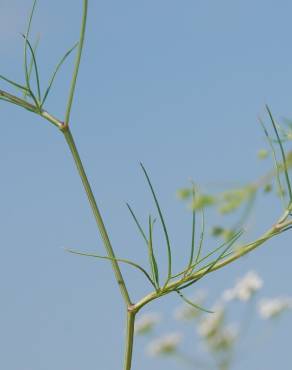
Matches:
[0,89,39,113]
[123,311,136,370]
[62,127,132,306]
[64,0,88,125]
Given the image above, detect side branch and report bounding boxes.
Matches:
[134,209,292,311]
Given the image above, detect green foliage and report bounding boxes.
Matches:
[0,0,78,117]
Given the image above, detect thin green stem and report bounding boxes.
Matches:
[64,0,88,125]
[123,311,136,370]
[0,88,38,113]
[62,127,132,306]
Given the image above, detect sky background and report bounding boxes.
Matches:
[0,1,292,369]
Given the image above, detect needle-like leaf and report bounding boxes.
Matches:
[186,184,196,272]
[178,230,243,291]
[23,0,37,97]
[66,248,157,289]
[259,117,285,208]
[195,230,243,268]
[22,34,41,103]
[42,42,79,107]
[140,163,172,283]
[195,207,205,263]
[195,230,243,277]
[266,105,292,205]
[175,290,213,314]
[171,230,243,280]
[0,74,30,93]
[148,215,160,290]
[23,34,40,99]
[126,203,148,244]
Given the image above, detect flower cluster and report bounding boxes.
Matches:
[222,271,263,302]
[134,313,161,335]
[197,305,225,339]
[146,333,182,356]
[136,270,292,369]
[258,297,292,319]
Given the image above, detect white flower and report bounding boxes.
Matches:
[146,333,182,356]
[258,297,292,319]
[134,313,161,335]
[222,271,263,302]
[209,324,238,350]
[174,290,207,321]
[197,306,225,339]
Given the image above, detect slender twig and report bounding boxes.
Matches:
[66,248,157,289]
[64,0,88,125]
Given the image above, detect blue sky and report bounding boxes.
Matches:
[0,1,292,369]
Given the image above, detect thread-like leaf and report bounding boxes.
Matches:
[186,185,196,271]
[66,248,157,289]
[42,42,78,107]
[196,230,243,268]
[195,207,205,263]
[23,35,40,99]
[22,34,41,102]
[195,230,243,277]
[23,0,37,95]
[259,117,285,207]
[148,215,160,289]
[178,230,243,291]
[266,105,292,204]
[176,290,213,314]
[171,230,243,280]
[126,203,148,244]
[140,163,172,282]
[232,190,256,231]
[0,74,30,92]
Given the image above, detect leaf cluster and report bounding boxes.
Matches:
[0,0,77,116]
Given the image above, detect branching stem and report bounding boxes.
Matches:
[62,127,132,307]
[133,208,292,312]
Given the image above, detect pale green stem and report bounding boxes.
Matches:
[63,127,136,369]
[123,311,136,370]
[62,127,132,307]
[64,0,88,125]
[0,89,39,113]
